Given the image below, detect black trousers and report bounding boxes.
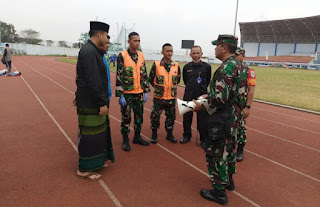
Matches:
[183,110,208,142]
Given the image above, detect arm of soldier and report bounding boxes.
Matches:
[141,60,150,93]
[149,62,156,88]
[243,85,255,119]
[207,64,212,87]
[207,64,234,109]
[177,65,181,84]
[115,53,124,97]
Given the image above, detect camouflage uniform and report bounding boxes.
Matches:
[116,49,149,135]
[149,60,181,131]
[205,53,245,191]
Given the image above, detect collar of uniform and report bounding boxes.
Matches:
[160,58,175,66]
[191,60,203,66]
[127,48,138,56]
[88,40,105,56]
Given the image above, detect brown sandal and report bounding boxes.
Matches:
[77,172,101,181]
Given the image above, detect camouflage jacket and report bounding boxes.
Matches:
[115,49,150,97]
[236,63,249,109]
[207,55,244,113]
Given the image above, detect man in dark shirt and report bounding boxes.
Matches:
[75,21,114,180]
[180,46,211,145]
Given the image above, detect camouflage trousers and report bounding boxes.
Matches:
[150,98,176,132]
[204,105,241,190]
[237,118,247,145]
[121,93,144,135]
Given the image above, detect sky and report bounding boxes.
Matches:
[1,0,319,55]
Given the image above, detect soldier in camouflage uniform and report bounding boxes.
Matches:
[149,43,181,144]
[193,35,246,205]
[116,32,150,151]
[235,47,256,162]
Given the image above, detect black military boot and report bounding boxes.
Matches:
[200,188,228,205]
[179,137,190,144]
[150,130,158,144]
[236,143,245,162]
[166,131,177,143]
[122,135,130,151]
[226,173,235,191]
[132,131,150,146]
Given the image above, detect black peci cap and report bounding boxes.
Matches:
[90,21,109,33]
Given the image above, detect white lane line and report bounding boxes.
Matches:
[19,61,74,94]
[109,115,261,207]
[34,62,75,80]
[245,149,320,182]
[21,59,320,152]
[20,58,320,152]
[254,99,320,115]
[13,63,123,207]
[51,58,320,123]
[250,115,320,136]
[247,127,320,153]
[253,107,320,124]
[19,60,320,182]
[17,60,261,207]
[44,60,320,135]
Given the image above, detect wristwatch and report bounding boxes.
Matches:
[245,105,251,109]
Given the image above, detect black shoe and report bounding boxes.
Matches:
[236,143,245,162]
[179,137,190,144]
[150,130,157,144]
[122,135,130,151]
[200,188,228,205]
[166,131,177,143]
[226,174,235,191]
[132,131,150,146]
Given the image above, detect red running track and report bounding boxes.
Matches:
[0,56,319,207]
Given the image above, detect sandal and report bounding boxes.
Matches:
[77,172,101,181]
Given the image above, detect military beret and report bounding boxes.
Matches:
[90,21,109,33]
[235,47,245,55]
[212,34,238,46]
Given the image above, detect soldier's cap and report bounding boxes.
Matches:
[211,34,238,46]
[235,47,245,55]
[90,21,109,33]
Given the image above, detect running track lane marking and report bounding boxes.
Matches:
[16,61,261,207]
[18,60,320,182]
[34,60,320,131]
[13,65,123,207]
[36,59,320,123]
[250,115,320,136]
[253,107,320,124]
[108,114,261,207]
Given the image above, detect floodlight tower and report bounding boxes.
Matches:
[234,0,239,35]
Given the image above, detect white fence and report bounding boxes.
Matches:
[0,43,80,56]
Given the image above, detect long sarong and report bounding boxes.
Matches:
[77,107,115,172]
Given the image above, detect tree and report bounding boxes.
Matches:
[0,21,19,43]
[19,29,42,45]
[58,41,68,47]
[46,40,54,46]
[72,43,79,48]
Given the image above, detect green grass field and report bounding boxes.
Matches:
[59,58,320,112]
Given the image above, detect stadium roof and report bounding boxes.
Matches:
[239,15,320,43]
